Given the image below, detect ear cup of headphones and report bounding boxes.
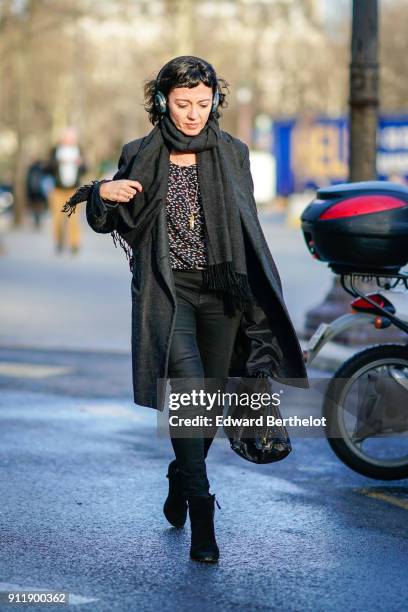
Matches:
[211,89,220,113]
[154,90,167,114]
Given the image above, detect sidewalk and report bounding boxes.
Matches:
[1,210,343,363]
[7,209,402,374]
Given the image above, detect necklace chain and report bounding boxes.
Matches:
[175,164,199,231]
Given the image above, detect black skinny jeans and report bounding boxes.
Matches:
[167,269,242,497]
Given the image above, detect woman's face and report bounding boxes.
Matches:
[167,82,213,136]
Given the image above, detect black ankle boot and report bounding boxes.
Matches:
[187,494,220,563]
[163,460,188,528]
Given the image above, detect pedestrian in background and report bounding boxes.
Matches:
[63,56,307,564]
[26,159,51,230]
[47,127,87,253]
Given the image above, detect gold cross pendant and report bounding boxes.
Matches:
[189,213,195,230]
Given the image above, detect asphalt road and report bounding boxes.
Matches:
[1,213,408,611]
[1,385,408,612]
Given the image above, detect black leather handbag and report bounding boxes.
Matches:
[223,375,292,464]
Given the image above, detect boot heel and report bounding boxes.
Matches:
[187,494,220,563]
[163,460,188,528]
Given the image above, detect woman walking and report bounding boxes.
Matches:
[63,56,307,564]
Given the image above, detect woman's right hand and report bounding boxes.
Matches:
[99,179,143,203]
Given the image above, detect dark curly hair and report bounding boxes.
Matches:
[143,55,229,126]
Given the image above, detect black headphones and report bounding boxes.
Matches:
[153,64,220,116]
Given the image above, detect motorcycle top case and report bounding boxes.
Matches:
[301,181,408,273]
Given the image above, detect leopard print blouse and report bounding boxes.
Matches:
[165,161,209,270]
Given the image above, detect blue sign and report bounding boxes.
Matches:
[273,115,408,196]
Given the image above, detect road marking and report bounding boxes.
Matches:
[0,362,73,379]
[0,582,98,605]
[357,487,408,510]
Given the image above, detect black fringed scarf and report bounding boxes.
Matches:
[62,115,257,317]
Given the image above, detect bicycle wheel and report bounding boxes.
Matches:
[323,344,408,480]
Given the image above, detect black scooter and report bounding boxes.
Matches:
[301,181,408,480]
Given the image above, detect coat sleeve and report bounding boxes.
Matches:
[85,145,133,234]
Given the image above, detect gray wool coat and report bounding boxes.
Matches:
[85,127,309,412]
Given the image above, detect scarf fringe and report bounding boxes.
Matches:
[202,261,257,316]
[60,181,98,217]
[60,179,135,272]
[111,230,134,272]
